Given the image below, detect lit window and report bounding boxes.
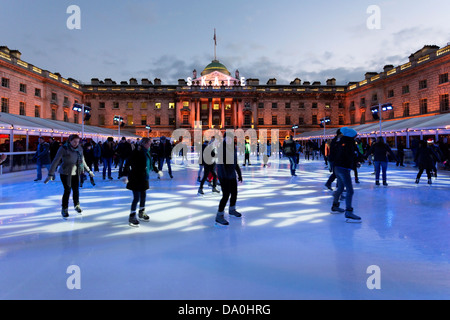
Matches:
[169,103,175,109]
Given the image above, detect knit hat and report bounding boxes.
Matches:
[340,127,357,138]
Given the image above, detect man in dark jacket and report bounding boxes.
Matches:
[116,137,132,178]
[365,137,396,186]
[331,127,361,222]
[324,129,342,190]
[158,136,173,179]
[102,137,115,180]
[34,137,52,181]
[283,136,298,176]
[215,133,243,226]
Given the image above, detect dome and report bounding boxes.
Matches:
[201,60,231,76]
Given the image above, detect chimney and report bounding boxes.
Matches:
[10,49,21,59]
[312,81,321,86]
[267,78,277,85]
[383,65,394,73]
[141,78,152,85]
[154,78,162,85]
[129,78,138,85]
[365,73,378,80]
[91,78,99,85]
[291,78,302,85]
[326,78,336,86]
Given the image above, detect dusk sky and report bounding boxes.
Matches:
[1,0,449,85]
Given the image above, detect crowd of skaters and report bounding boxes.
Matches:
[1,129,449,226]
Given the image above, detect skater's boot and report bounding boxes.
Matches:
[345,208,361,223]
[215,212,229,225]
[129,212,140,227]
[383,180,388,187]
[197,187,204,195]
[375,180,380,186]
[428,178,432,185]
[61,207,69,219]
[138,208,149,222]
[90,176,96,186]
[229,206,242,218]
[212,187,220,193]
[415,178,420,184]
[74,204,83,214]
[331,202,345,213]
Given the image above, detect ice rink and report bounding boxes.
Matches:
[1,155,449,300]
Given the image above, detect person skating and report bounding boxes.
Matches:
[198,138,220,195]
[325,129,342,191]
[157,136,173,179]
[215,132,243,226]
[102,137,115,180]
[414,140,439,185]
[123,138,163,227]
[243,140,251,166]
[331,127,361,222]
[365,137,396,186]
[44,134,94,219]
[283,136,298,176]
[33,137,52,182]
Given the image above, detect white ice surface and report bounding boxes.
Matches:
[0,155,449,300]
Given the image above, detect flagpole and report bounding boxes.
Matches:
[214,28,217,60]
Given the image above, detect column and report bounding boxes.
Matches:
[252,100,257,129]
[190,99,195,129]
[175,99,182,128]
[196,99,200,124]
[233,99,237,129]
[208,98,213,129]
[221,98,225,129]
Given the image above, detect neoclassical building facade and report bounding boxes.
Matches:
[1,44,449,142]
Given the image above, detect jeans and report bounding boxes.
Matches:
[61,174,80,209]
[333,166,354,210]
[218,178,238,213]
[288,156,297,175]
[131,190,146,213]
[158,157,172,176]
[200,165,217,188]
[36,163,51,180]
[374,161,388,182]
[103,157,113,178]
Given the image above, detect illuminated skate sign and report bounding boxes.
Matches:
[187,71,246,87]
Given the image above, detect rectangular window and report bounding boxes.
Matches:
[403,102,410,117]
[360,98,366,106]
[182,115,189,125]
[201,103,208,110]
[98,114,105,126]
[419,80,427,90]
[350,113,355,124]
[169,103,175,109]
[339,115,344,125]
[63,96,69,106]
[272,102,278,109]
[439,73,449,84]
[140,102,147,109]
[312,102,318,109]
[155,116,161,125]
[155,102,161,109]
[1,77,9,88]
[51,92,58,102]
[213,103,219,110]
[298,117,304,125]
[272,115,277,125]
[127,102,134,110]
[35,105,40,118]
[19,83,26,93]
[74,113,78,124]
[113,102,119,109]
[99,102,105,109]
[225,116,231,126]
[1,97,9,113]
[127,115,134,125]
[169,117,175,125]
[225,104,231,110]
[338,102,344,109]
[258,102,264,109]
[51,109,56,120]
[325,103,331,109]
[285,116,291,125]
[141,115,147,126]
[35,88,41,97]
[244,114,251,126]
[19,102,25,115]
[285,102,291,109]
[312,115,317,124]
[420,98,428,114]
[402,85,410,94]
[387,89,394,98]
[372,93,378,101]
[64,111,68,122]
[440,94,449,112]
[258,118,264,125]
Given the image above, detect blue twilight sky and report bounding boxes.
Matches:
[1,0,449,85]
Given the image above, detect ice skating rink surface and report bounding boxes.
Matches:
[1,156,449,300]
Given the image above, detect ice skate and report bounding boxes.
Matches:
[215,212,229,226]
[129,213,140,227]
[212,187,220,194]
[345,209,361,223]
[197,187,204,196]
[229,207,242,218]
[74,204,83,214]
[61,208,69,220]
[138,208,149,222]
[331,203,345,214]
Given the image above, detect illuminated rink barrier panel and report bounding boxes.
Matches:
[0,152,449,300]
